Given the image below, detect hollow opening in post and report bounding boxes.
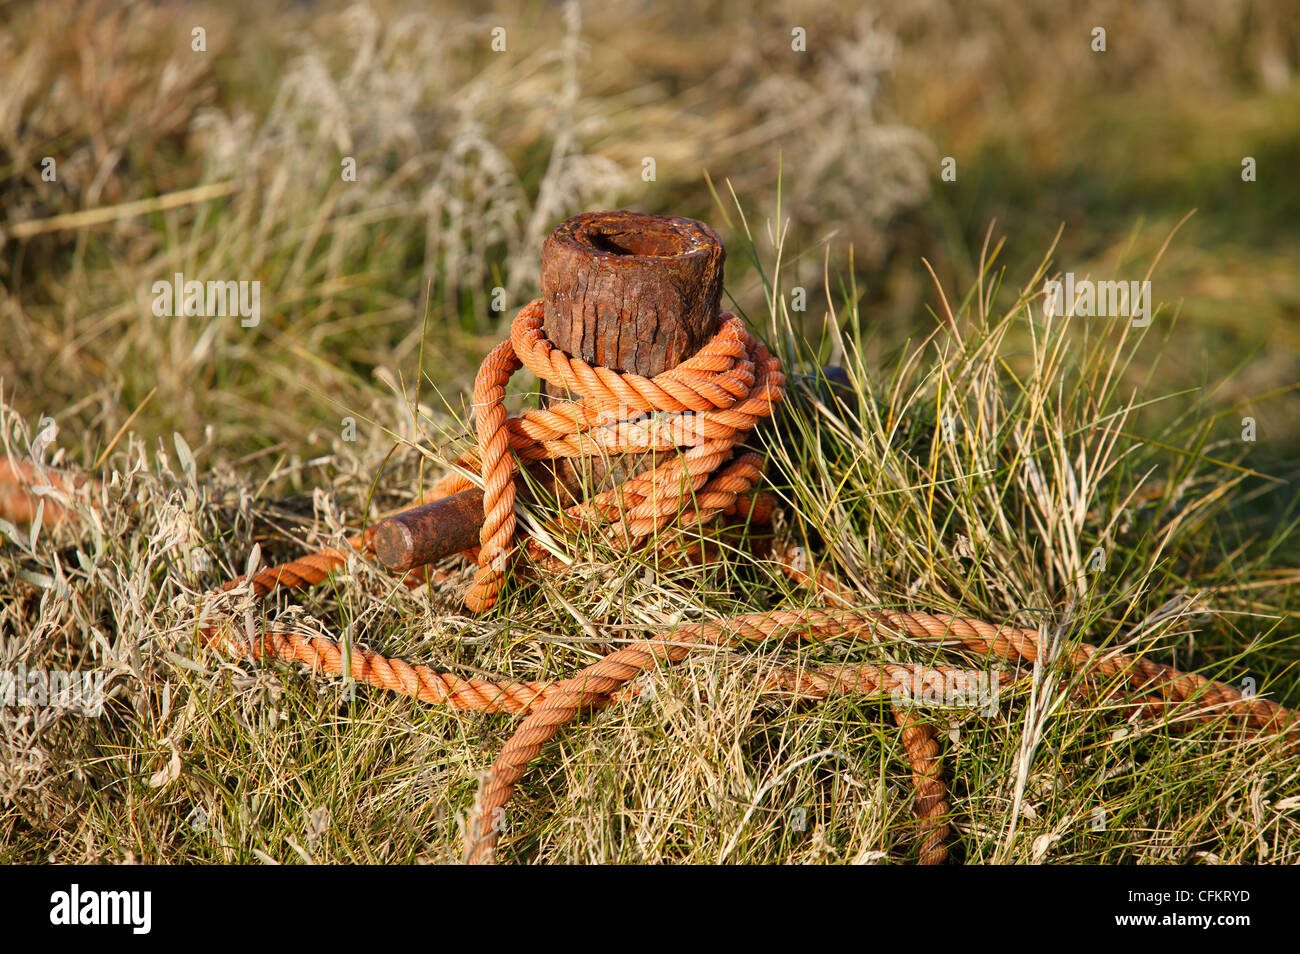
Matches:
[581,227,693,258]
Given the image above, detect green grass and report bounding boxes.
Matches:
[4,194,1299,863]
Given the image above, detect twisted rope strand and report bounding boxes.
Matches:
[892,708,950,866]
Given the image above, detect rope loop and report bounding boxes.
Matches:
[458,300,785,611]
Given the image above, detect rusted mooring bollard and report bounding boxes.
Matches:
[374,211,725,572]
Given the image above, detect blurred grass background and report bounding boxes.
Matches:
[4,0,1297,474]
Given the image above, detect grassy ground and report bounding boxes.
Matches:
[1,0,1298,863]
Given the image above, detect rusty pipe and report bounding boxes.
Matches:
[373,486,486,571]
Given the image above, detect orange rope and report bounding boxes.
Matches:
[892,707,949,866]
[418,301,782,609]
[0,459,89,526]
[3,299,1296,866]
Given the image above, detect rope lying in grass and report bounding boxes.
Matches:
[193,522,1293,865]
[781,546,952,863]
[892,707,949,866]
[0,459,88,525]
[4,300,1297,865]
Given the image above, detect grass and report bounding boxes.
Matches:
[1,0,1298,864]
[4,201,1298,863]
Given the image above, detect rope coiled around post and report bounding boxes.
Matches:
[423,300,783,610]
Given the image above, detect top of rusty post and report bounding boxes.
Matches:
[540,210,724,379]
